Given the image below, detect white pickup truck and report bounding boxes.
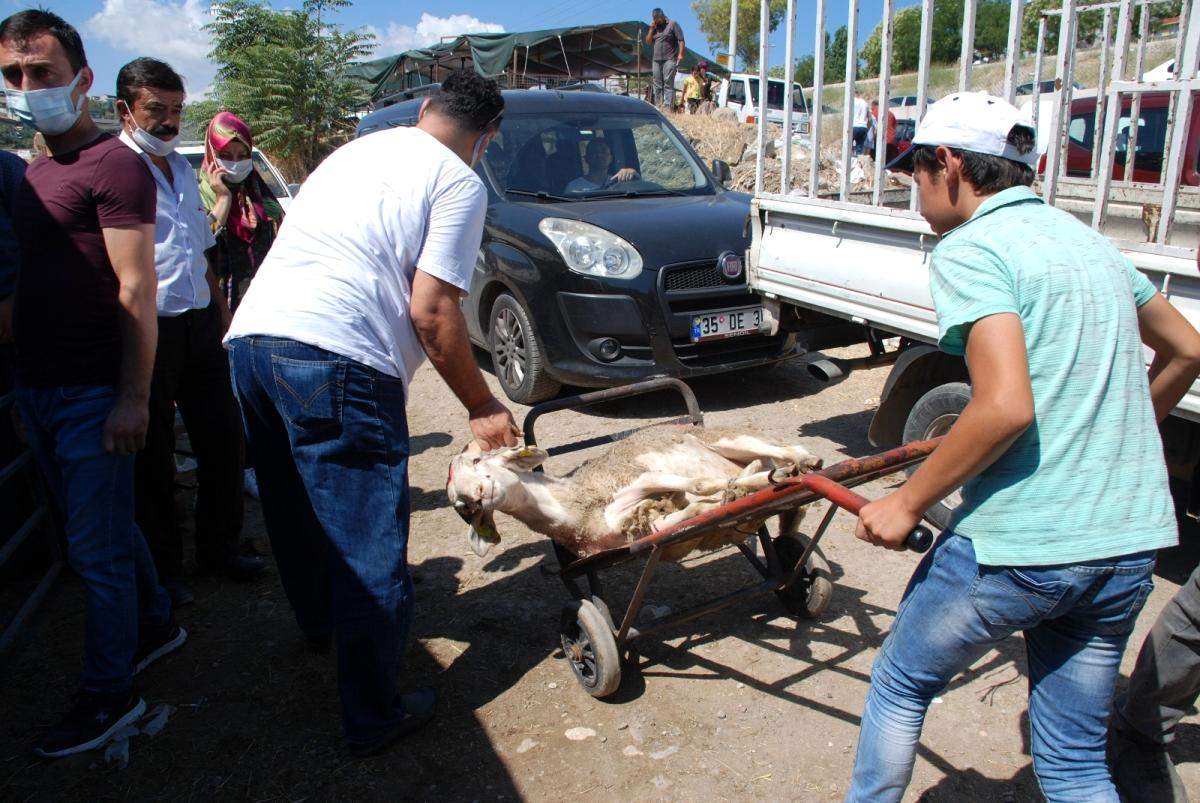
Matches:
[745,0,1199,526]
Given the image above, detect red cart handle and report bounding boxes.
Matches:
[803,474,935,553]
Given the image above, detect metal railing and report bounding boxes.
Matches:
[754,0,1198,258]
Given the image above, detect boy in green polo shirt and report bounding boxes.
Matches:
[846,92,1200,802]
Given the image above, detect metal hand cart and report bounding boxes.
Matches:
[522,377,940,698]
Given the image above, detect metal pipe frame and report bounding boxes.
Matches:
[1002,0,1026,103]
[910,0,936,210]
[1091,8,1113,178]
[1124,0,1153,182]
[873,0,895,205]
[840,0,861,201]
[959,0,979,91]
[782,0,798,194]
[1093,0,1134,228]
[755,0,771,195]
[1157,0,1199,244]
[728,0,740,74]
[1031,17,1048,137]
[1042,0,1079,204]
[579,438,941,651]
[809,0,827,198]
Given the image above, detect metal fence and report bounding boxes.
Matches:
[754,0,1198,259]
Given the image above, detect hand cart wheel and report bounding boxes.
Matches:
[560,599,622,698]
[772,535,834,619]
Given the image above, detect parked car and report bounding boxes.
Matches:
[1060,91,1200,184]
[176,143,298,212]
[355,90,799,403]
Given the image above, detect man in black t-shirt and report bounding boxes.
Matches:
[645,7,685,109]
[1,10,183,759]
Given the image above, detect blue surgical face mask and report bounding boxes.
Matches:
[4,71,86,136]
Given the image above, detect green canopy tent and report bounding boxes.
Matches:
[350,21,729,107]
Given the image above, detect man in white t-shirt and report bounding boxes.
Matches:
[223,70,517,757]
[852,93,871,155]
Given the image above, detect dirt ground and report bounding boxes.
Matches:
[3,348,1199,801]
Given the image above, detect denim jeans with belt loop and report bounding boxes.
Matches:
[227,336,414,743]
[16,383,172,694]
[847,532,1156,803]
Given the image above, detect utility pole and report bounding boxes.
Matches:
[727,0,739,72]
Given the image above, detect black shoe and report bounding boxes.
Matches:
[198,554,267,581]
[134,620,188,675]
[1108,726,1191,802]
[33,691,146,759]
[164,579,195,608]
[347,687,437,758]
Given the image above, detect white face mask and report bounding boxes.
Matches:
[4,71,85,136]
[130,124,177,157]
[216,157,253,183]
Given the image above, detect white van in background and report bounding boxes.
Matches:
[676,71,810,133]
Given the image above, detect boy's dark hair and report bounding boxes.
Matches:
[116,58,184,107]
[911,124,1036,193]
[0,10,87,72]
[427,69,504,133]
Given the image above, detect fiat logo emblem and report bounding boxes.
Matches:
[718,251,743,281]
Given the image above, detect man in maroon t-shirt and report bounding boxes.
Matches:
[1,10,183,759]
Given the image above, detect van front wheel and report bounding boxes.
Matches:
[902,382,972,531]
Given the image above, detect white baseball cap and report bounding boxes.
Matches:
[886,91,1038,171]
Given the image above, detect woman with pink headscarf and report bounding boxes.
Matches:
[199,111,283,311]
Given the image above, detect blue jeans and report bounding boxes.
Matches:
[15,384,172,694]
[848,533,1156,803]
[226,337,414,743]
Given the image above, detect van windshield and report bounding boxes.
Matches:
[485,112,713,198]
[746,79,807,112]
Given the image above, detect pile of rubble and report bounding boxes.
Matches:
[669,110,906,197]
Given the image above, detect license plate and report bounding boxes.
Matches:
[691,306,763,343]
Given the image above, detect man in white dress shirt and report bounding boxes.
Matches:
[117,58,265,610]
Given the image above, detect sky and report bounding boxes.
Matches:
[24,0,913,99]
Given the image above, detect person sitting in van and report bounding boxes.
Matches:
[682,61,716,114]
[565,139,639,192]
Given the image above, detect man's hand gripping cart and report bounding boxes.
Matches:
[522,378,941,698]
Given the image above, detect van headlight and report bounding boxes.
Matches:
[538,218,643,279]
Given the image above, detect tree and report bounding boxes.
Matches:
[691,0,788,69]
[181,99,219,142]
[207,0,375,178]
[825,26,850,83]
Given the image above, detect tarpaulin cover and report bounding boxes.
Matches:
[351,21,729,101]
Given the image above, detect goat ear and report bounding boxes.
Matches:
[495,445,549,471]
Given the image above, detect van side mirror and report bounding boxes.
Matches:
[712,159,732,186]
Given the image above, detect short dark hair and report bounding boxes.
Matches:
[911,124,1036,193]
[116,58,184,107]
[0,10,87,72]
[427,69,504,133]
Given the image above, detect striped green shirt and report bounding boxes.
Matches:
[930,185,1177,566]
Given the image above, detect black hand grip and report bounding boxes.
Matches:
[905,525,934,553]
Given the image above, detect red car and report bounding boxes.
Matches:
[1057,91,1200,185]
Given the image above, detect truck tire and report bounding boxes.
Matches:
[488,293,561,405]
[902,382,972,531]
